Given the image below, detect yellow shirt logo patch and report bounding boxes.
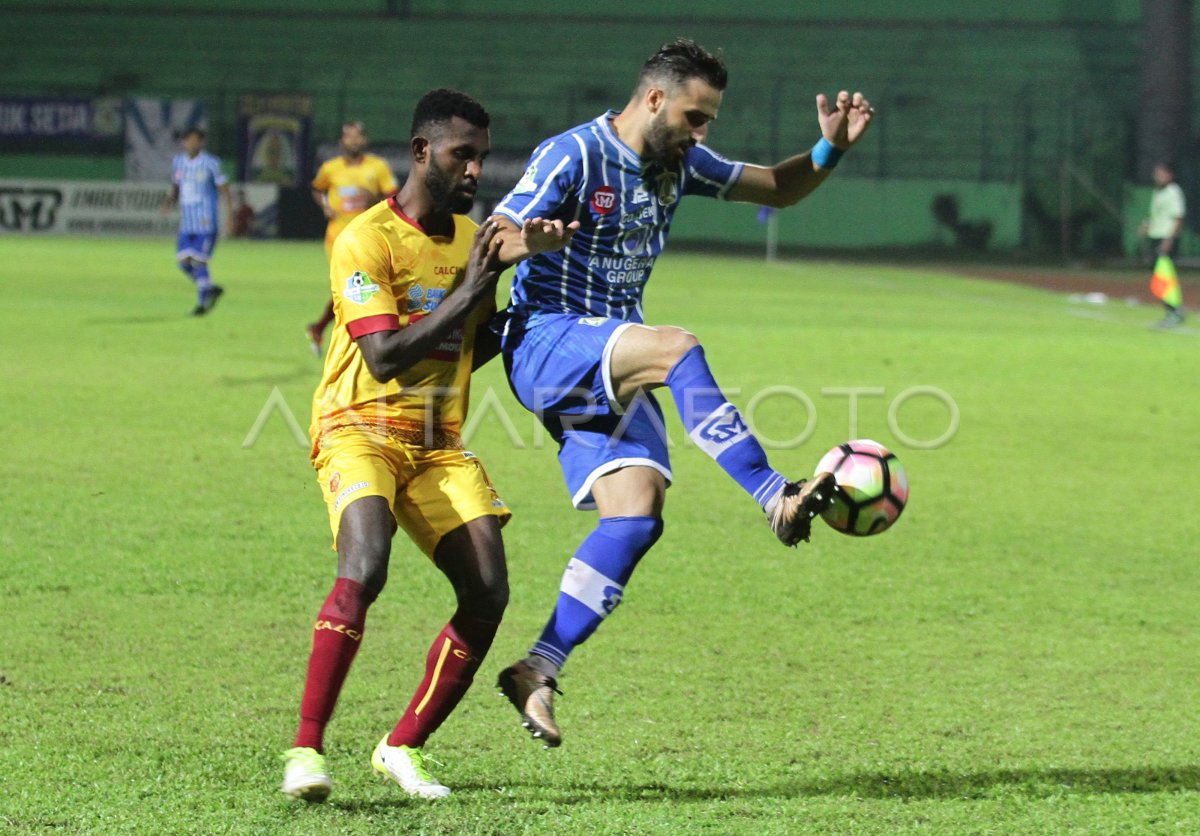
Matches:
[343,271,379,305]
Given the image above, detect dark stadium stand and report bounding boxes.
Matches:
[0,3,1144,181]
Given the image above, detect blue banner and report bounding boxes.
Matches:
[237,93,313,187]
[0,96,124,149]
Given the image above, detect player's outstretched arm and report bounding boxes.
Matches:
[490,215,580,265]
[728,90,874,208]
[357,222,504,383]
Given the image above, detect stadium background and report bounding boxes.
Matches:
[1,0,1195,258]
[6,3,1200,832]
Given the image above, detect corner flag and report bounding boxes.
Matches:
[1150,255,1183,308]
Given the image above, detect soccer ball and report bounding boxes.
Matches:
[815,439,909,536]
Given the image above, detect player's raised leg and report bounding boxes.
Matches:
[282,495,391,802]
[609,324,834,546]
[374,516,507,798]
[499,466,664,748]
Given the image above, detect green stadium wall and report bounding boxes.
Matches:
[1,1,1195,254]
[671,179,1021,250]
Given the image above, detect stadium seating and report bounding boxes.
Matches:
[1,3,1145,183]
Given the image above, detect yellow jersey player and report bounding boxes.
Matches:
[280,88,574,803]
[306,121,398,354]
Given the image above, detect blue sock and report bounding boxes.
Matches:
[665,345,786,508]
[531,516,663,670]
[192,261,212,304]
[178,260,196,282]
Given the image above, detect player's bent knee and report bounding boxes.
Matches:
[455,549,510,620]
[464,577,509,622]
[337,550,389,594]
[658,326,700,366]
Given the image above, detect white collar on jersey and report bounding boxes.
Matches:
[595,110,644,169]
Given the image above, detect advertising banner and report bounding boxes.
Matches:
[238,94,313,187]
[0,96,124,151]
[0,179,279,238]
[125,98,208,182]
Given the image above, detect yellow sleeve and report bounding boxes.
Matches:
[311,160,333,192]
[330,226,402,337]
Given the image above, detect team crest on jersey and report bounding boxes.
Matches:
[655,172,679,205]
[513,163,538,194]
[342,271,379,305]
[329,472,341,494]
[591,185,617,215]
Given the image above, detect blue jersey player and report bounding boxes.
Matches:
[489,38,875,748]
[163,127,232,315]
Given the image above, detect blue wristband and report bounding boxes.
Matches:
[811,137,844,169]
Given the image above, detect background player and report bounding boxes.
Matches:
[162,127,231,315]
[1139,161,1187,327]
[280,89,572,802]
[306,121,399,354]
[488,38,873,748]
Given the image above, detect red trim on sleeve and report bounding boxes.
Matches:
[346,314,401,339]
[387,195,426,234]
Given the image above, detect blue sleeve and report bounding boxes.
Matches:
[493,138,581,224]
[682,144,744,200]
[208,156,229,187]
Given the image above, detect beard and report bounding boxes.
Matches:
[425,161,474,214]
[643,113,685,166]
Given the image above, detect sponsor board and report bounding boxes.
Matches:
[0,178,279,237]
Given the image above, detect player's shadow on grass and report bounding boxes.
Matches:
[85,315,176,325]
[791,766,1200,800]
[448,767,1200,804]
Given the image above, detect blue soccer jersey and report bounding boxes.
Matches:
[172,151,227,234]
[493,110,743,322]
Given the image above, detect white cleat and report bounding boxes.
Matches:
[280,747,332,803]
[371,736,451,799]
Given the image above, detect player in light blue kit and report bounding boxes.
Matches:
[490,38,875,747]
[163,127,232,315]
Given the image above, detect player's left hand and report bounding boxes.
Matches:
[817,90,874,150]
[463,220,505,297]
[521,217,581,256]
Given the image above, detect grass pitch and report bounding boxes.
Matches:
[2,235,1199,834]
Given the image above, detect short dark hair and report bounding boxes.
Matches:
[410,89,490,139]
[181,126,206,140]
[637,38,728,92]
[341,120,366,135]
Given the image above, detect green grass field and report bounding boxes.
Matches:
[3,235,1199,834]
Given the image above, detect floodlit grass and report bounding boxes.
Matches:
[3,235,1199,834]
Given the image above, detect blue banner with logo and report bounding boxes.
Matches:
[0,96,124,150]
[237,93,313,187]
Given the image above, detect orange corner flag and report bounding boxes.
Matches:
[1150,255,1183,308]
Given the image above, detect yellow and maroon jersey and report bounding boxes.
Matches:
[312,153,398,228]
[310,196,491,451]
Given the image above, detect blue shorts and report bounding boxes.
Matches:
[176,232,217,262]
[501,312,672,510]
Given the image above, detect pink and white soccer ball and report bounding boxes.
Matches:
[815,439,909,536]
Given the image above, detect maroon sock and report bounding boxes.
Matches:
[387,612,500,748]
[294,578,377,752]
[314,299,335,331]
